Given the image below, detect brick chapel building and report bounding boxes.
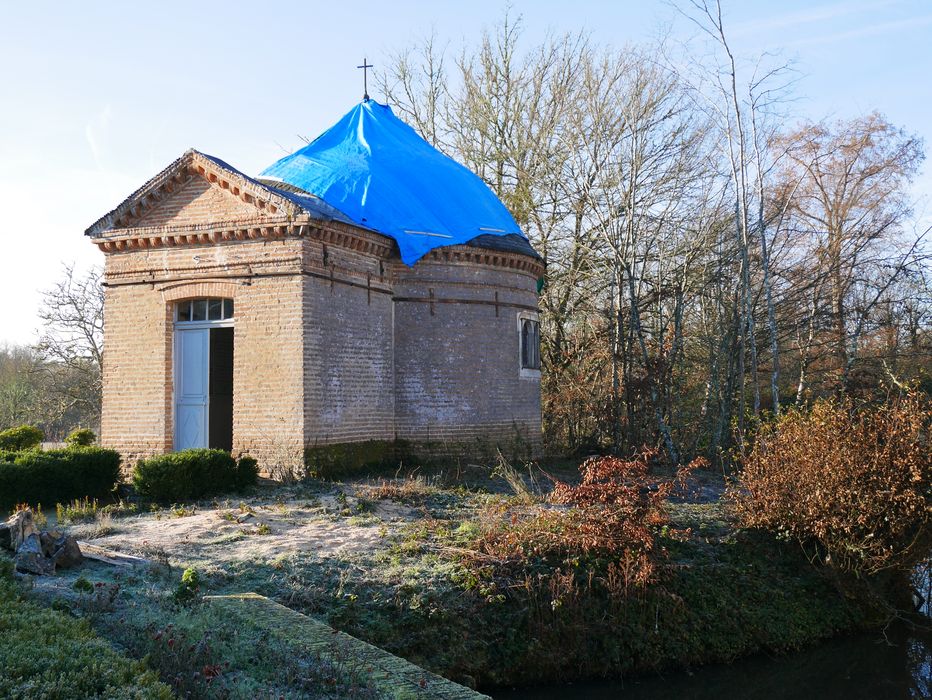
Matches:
[86,100,544,468]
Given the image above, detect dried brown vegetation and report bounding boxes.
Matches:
[467,451,701,594]
[733,392,931,578]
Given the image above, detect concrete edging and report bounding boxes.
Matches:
[204,592,489,700]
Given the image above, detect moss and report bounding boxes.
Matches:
[0,578,171,699]
[304,440,411,479]
[303,432,534,480]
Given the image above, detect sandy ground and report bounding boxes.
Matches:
[66,489,419,569]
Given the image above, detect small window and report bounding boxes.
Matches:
[521,318,540,370]
[192,300,208,321]
[175,298,234,322]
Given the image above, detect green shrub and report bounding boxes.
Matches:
[0,447,121,512]
[133,449,249,502]
[65,428,97,447]
[173,567,201,604]
[0,425,43,451]
[0,579,171,698]
[235,455,259,490]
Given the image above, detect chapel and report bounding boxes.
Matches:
[86,100,544,468]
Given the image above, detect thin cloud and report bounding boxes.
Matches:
[85,104,113,170]
[730,0,902,37]
[786,13,932,47]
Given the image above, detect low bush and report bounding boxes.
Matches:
[0,425,43,451]
[0,447,121,512]
[65,428,97,447]
[733,392,931,579]
[0,579,171,698]
[466,450,698,596]
[132,449,258,502]
[173,567,201,605]
[235,455,259,490]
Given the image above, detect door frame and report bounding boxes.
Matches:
[172,317,234,451]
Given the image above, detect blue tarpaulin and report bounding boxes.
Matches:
[260,100,526,265]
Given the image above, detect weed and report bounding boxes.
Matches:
[174,567,201,605]
[490,449,540,503]
[56,497,99,525]
[169,504,197,518]
[100,500,138,518]
[93,510,115,538]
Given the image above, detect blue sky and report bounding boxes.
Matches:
[1,0,929,344]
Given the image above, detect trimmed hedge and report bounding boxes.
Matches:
[132,449,258,502]
[65,428,97,447]
[0,425,43,451]
[0,447,121,512]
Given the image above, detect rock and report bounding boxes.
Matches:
[39,531,56,557]
[51,535,82,569]
[0,523,11,551]
[6,510,38,551]
[14,533,55,575]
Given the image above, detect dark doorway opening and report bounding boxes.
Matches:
[208,327,234,451]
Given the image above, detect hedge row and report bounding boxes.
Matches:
[0,447,122,512]
[132,449,258,502]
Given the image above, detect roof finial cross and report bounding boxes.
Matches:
[357,57,373,102]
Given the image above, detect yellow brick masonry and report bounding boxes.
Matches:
[93,163,544,471]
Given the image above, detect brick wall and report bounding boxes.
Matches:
[100,239,306,468]
[301,239,395,446]
[392,258,542,455]
[94,167,543,471]
[99,281,173,465]
[119,175,262,229]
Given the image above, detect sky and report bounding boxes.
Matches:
[0,0,930,345]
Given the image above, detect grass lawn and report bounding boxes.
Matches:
[8,467,882,695]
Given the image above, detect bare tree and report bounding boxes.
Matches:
[777,113,925,391]
[35,264,104,426]
[378,10,931,463]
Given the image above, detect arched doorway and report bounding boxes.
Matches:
[173,298,234,451]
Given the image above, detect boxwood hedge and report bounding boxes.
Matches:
[0,425,43,451]
[0,447,122,512]
[132,449,258,502]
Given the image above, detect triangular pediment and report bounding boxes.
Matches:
[117,173,262,229]
[85,149,303,237]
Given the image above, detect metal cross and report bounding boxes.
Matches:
[357,57,373,101]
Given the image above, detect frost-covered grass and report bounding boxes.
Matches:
[13,471,885,693]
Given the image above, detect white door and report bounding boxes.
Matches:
[174,328,209,450]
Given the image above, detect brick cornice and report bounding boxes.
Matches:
[419,245,545,278]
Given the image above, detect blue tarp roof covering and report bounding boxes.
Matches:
[260,100,527,265]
